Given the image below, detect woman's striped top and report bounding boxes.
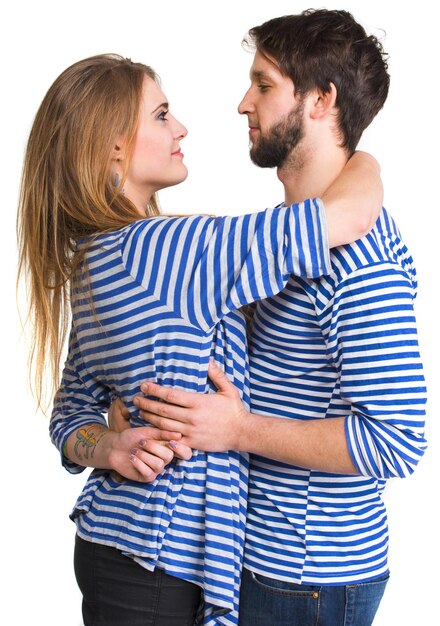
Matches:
[50,199,330,625]
[244,208,427,586]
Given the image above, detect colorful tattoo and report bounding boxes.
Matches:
[74,427,103,460]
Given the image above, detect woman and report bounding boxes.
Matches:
[17,54,382,625]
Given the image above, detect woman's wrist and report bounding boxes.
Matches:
[65,423,115,469]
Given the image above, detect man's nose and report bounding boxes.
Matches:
[238,89,254,115]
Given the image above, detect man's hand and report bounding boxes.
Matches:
[133,361,250,452]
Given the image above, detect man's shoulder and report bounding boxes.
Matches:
[328,207,417,286]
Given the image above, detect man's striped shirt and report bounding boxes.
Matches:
[244,208,427,585]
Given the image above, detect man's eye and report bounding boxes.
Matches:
[258,84,269,93]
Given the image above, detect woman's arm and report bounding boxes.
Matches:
[122,152,381,332]
[62,421,190,482]
[323,151,383,247]
[60,152,382,468]
[50,328,192,482]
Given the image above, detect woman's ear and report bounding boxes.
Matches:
[309,82,338,119]
[111,142,125,164]
[110,139,126,189]
[111,134,128,163]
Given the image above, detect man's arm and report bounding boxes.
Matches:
[133,362,358,474]
[134,260,427,480]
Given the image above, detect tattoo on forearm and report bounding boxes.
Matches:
[73,427,106,461]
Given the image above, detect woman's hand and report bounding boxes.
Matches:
[133,361,250,452]
[108,396,131,432]
[106,396,194,482]
[107,426,192,482]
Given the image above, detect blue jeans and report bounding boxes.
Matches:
[74,534,201,626]
[239,568,389,626]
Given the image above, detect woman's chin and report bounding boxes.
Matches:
[169,167,189,188]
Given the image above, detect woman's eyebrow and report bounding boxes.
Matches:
[151,101,169,114]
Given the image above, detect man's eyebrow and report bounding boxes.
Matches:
[250,70,271,81]
[151,101,169,114]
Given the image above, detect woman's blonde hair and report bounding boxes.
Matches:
[17,53,160,411]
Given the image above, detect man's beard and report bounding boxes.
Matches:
[250,103,305,169]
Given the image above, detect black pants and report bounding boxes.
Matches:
[74,534,201,626]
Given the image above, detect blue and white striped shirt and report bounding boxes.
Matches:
[50,199,330,625]
[244,208,427,585]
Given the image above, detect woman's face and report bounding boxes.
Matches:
[123,75,188,211]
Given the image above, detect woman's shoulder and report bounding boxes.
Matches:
[118,214,217,286]
[76,216,169,251]
[78,213,217,260]
[120,213,219,251]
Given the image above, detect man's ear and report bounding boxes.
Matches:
[309,82,338,119]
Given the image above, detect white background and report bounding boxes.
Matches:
[2,1,438,624]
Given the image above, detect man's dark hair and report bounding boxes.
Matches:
[244,9,390,154]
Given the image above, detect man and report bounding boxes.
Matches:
[131,9,427,625]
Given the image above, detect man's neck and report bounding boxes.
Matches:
[278,145,349,205]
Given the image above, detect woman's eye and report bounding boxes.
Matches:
[158,110,169,121]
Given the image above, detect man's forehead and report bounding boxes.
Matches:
[250,50,283,81]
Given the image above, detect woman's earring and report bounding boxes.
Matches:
[113,172,121,187]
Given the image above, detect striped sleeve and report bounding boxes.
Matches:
[323,262,427,479]
[49,327,111,473]
[121,198,330,332]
